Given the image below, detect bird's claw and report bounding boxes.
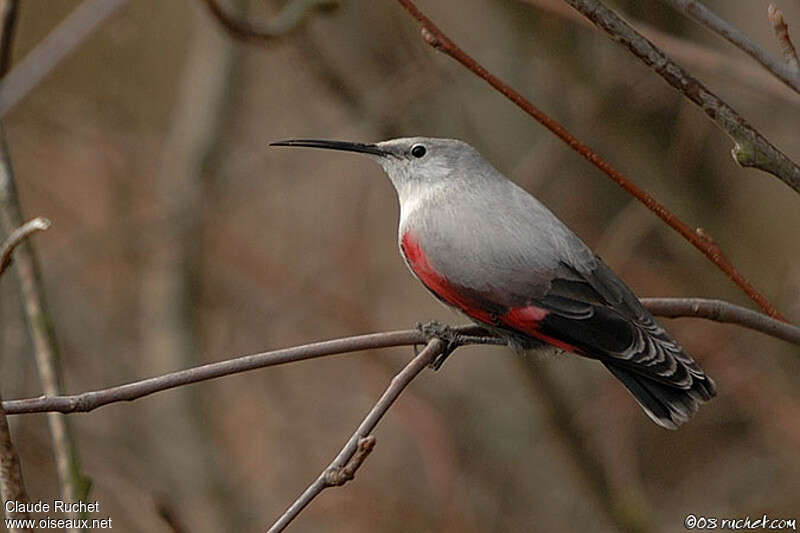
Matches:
[416,321,462,370]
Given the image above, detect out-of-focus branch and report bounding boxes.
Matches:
[2,299,798,416]
[768,4,800,73]
[0,5,31,529]
[520,0,796,103]
[0,402,31,531]
[659,0,800,93]
[393,0,785,320]
[0,125,90,531]
[266,338,444,533]
[0,0,128,118]
[560,0,800,195]
[200,0,337,44]
[0,0,18,77]
[0,217,49,277]
[641,297,800,345]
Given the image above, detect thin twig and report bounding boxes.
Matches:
[768,4,800,73]
[2,299,798,416]
[520,0,796,103]
[393,0,785,319]
[200,0,337,45]
[0,5,31,529]
[563,0,800,196]
[660,0,800,93]
[0,0,128,118]
[0,125,90,530]
[0,216,50,277]
[0,401,31,532]
[641,297,800,345]
[266,338,444,533]
[1,328,440,414]
[0,0,18,78]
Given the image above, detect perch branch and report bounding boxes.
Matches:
[659,0,800,92]
[0,217,50,277]
[641,297,800,345]
[2,299,798,416]
[393,0,785,319]
[768,4,800,73]
[266,338,444,533]
[562,0,800,193]
[0,0,128,118]
[200,0,337,44]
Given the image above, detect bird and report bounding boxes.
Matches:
[270,137,716,429]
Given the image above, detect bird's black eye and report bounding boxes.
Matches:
[411,144,427,158]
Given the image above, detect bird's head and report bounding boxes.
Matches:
[270,137,485,198]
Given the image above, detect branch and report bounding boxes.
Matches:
[2,299,797,417]
[393,0,785,320]
[641,297,800,345]
[563,0,800,194]
[0,217,50,277]
[200,0,337,45]
[660,0,800,93]
[768,4,800,73]
[0,126,90,526]
[2,328,434,414]
[0,0,18,78]
[0,0,128,118]
[266,338,444,533]
[520,0,796,103]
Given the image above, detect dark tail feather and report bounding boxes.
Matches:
[604,362,716,430]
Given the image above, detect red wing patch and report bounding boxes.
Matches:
[401,232,493,323]
[402,232,579,354]
[500,306,578,353]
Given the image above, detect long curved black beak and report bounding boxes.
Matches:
[270,139,387,157]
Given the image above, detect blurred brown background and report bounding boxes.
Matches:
[1,0,799,531]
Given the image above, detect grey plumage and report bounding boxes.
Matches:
[271,136,716,429]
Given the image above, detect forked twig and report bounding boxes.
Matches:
[266,339,444,533]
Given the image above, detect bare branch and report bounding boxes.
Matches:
[0,125,90,526]
[561,0,800,195]
[2,299,797,417]
[768,4,800,73]
[641,298,800,345]
[659,0,800,93]
[0,0,18,78]
[520,0,796,103]
[200,0,337,45]
[394,0,785,319]
[2,328,434,414]
[0,217,49,277]
[323,435,376,486]
[0,405,31,531]
[266,339,444,533]
[0,0,128,118]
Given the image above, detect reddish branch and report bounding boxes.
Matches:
[768,4,800,73]
[393,0,785,321]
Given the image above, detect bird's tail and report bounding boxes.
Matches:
[603,362,716,430]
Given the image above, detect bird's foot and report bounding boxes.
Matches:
[416,321,462,370]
